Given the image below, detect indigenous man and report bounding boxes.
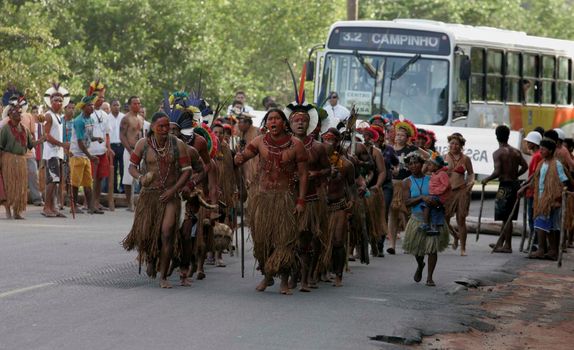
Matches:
[122,111,191,288]
[212,122,239,267]
[520,137,571,260]
[69,95,103,215]
[236,114,260,188]
[322,128,355,286]
[42,83,70,218]
[361,127,388,257]
[88,80,111,211]
[286,102,330,291]
[234,108,308,295]
[482,125,527,253]
[0,92,45,219]
[120,96,144,211]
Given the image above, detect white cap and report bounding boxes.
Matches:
[554,128,566,140]
[524,131,542,146]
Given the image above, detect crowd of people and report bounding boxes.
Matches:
[1,80,573,292]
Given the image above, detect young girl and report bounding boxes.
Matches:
[422,152,450,234]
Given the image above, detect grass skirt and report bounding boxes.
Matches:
[122,188,181,275]
[365,189,385,240]
[402,215,449,256]
[299,197,329,272]
[250,190,298,276]
[390,180,408,231]
[213,222,233,251]
[445,187,470,219]
[1,152,27,214]
[566,195,574,230]
[322,203,348,271]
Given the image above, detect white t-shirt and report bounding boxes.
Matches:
[89,109,110,156]
[108,112,125,144]
[42,110,64,160]
[324,103,350,121]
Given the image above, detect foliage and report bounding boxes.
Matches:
[3,0,574,114]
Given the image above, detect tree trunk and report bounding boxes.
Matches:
[347,0,358,20]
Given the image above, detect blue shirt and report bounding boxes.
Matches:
[409,174,430,218]
[70,114,94,157]
[538,160,568,195]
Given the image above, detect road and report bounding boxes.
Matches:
[0,198,567,350]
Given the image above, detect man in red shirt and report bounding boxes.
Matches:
[524,131,543,252]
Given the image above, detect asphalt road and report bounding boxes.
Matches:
[0,199,541,350]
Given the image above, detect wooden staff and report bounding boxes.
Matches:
[476,184,485,241]
[519,192,527,252]
[238,139,246,278]
[107,151,115,211]
[558,188,567,268]
[491,197,521,253]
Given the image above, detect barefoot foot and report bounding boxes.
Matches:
[333,275,343,287]
[159,279,172,288]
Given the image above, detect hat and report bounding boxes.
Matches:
[428,151,447,167]
[524,131,542,146]
[44,83,70,108]
[554,128,566,141]
[75,94,98,111]
[283,60,318,136]
[359,127,379,142]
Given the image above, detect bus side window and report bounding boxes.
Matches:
[522,53,539,104]
[486,50,503,102]
[453,52,469,118]
[470,47,485,101]
[557,57,570,105]
[541,55,555,104]
[505,52,521,103]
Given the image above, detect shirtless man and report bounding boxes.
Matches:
[234,108,308,295]
[482,125,527,253]
[322,128,355,286]
[122,112,191,288]
[288,105,330,291]
[120,96,144,211]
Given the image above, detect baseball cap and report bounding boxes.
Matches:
[554,128,566,141]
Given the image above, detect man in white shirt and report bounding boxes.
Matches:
[108,99,125,193]
[321,92,349,133]
[89,87,111,211]
[226,90,254,115]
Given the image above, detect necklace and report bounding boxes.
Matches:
[149,135,172,189]
[411,175,426,196]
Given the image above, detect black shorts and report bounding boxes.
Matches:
[46,157,62,184]
[495,180,520,221]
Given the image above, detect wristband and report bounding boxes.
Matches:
[296,198,305,207]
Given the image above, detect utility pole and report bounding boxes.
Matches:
[347,0,358,20]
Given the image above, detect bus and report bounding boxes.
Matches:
[306,19,574,174]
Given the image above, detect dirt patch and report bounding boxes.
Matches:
[414,262,574,350]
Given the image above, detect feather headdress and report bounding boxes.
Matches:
[2,87,27,119]
[87,79,105,96]
[44,82,70,108]
[283,59,319,136]
[393,119,417,139]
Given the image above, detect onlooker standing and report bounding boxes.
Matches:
[23,105,44,206]
[226,91,254,115]
[321,91,350,133]
[101,101,111,114]
[42,83,69,218]
[120,96,144,211]
[70,95,103,214]
[108,99,125,193]
[89,85,111,211]
[523,131,543,252]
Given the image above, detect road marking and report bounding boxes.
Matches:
[348,296,388,303]
[0,283,54,299]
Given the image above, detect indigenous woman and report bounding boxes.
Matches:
[387,119,417,254]
[402,153,449,286]
[444,133,474,256]
[0,93,44,219]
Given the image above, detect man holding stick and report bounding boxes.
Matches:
[482,125,527,253]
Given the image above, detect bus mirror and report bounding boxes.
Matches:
[305,61,315,81]
[460,55,471,80]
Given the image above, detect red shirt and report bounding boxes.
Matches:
[526,150,543,198]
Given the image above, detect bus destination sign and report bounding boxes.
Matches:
[328,27,451,55]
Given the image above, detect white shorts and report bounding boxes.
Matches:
[122,149,134,186]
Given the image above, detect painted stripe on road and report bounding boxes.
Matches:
[0,283,54,299]
[348,296,388,303]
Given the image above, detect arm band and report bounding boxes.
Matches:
[129,152,141,165]
[181,166,192,172]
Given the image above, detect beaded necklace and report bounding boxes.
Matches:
[149,135,172,189]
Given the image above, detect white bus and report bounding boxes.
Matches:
[307,19,574,174]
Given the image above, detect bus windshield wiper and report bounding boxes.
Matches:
[391,54,421,81]
[353,50,377,79]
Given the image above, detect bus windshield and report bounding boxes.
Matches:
[320,53,449,124]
